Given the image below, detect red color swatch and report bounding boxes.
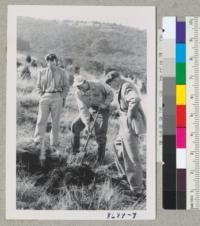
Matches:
[176,105,186,127]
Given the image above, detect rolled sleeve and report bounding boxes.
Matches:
[124,83,141,119]
[76,93,90,126]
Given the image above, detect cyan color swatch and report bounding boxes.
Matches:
[176,44,186,62]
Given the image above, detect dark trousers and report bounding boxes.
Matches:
[71,109,109,162]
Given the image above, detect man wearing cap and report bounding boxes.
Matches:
[34,53,69,161]
[105,70,146,193]
[20,55,32,80]
[72,75,114,165]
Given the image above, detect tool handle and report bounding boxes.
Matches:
[80,108,100,163]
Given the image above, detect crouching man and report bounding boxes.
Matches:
[34,53,69,163]
[72,75,114,165]
[105,70,146,193]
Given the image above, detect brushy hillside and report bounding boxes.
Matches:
[17,17,146,79]
[16,67,147,210]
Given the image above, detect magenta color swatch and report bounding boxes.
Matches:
[176,128,186,148]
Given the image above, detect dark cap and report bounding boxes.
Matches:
[105,67,117,76]
[26,55,32,63]
[45,53,58,62]
[105,71,120,84]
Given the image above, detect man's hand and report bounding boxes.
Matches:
[85,123,92,134]
[99,103,108,110]
[39,152,46,167]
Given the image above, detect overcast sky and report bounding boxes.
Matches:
[9,5,155,30]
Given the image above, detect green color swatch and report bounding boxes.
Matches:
[176,63,186,84]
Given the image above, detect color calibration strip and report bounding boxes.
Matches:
[176,21,186,209]
[162,17,200,209]
[162,17,176,209]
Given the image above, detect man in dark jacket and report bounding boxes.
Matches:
[72,75,114,164]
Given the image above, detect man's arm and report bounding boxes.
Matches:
[123,83,141,120]
[103,84,114,106]
[36,70,43,96]
[76,92,91,126]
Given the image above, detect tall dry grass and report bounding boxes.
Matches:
[16,67,146,210]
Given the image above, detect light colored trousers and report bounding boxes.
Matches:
[113,114,143,190]
[34,93,62,147]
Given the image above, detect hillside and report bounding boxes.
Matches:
[17,17,146,79]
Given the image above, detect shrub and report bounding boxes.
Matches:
[17,78,36,94]
[84,60,104,74]
[18,92,39,109]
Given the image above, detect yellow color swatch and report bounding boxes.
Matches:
[176,85,186,105]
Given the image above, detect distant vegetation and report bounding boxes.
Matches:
[17,17,146,79]
[17,38,31,52]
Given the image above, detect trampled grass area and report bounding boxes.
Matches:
[16,69,146,210]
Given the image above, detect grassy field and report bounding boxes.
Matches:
[16,67,146,210]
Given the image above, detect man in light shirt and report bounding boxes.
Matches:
[34,53,69,162]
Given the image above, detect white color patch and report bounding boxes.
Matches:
[176,148,186,169]
[163,17,176,40]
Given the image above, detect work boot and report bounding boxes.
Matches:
[128,182,146,197]
[71,135,80,154]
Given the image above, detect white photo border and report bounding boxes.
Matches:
[6,5,156,220]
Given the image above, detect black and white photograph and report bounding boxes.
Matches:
[6,5,156,220]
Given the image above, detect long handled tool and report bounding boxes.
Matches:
[79,108,100,164]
